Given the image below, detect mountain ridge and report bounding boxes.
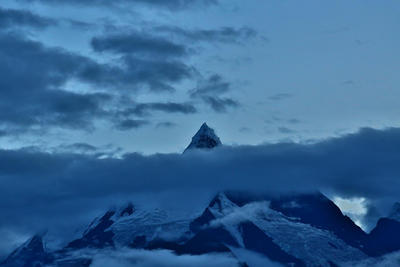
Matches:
[3,123,400,267]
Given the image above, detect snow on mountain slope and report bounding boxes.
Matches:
[3,192,400,267]
[67,203,192,250]
[3,124,400,267]
[195,192,367,266]
[110,207,192,247]
[184,123,222,152]
[269,193,367,251]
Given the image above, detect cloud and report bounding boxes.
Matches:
[115,119,149,131]
[87,24,255,119]
[53,143,123,158]
[287,119,301,124]
[0,130,8,137]
[89,248,238,267]
[268,93,292,101]
[342,80,355,86]
[155,26,257,44]
[121,102,197,117]
[277,127,296,134]
[0,32,110,133]
[208,201,272,228]
[239,127,251,133]
[230,248,284,267]
[91,31,187,58]
[60,143,98,152]
[202,96,239,113]
[78,55,192,92]
[344,250,400,267]
[333,197,368,229]
[156,122,177,128]
[111,102,196,131]
[1,127,400,255]
[0,28,196,134]
[190,74,230,97]
[91,26,257,60]
[190,74,240,112]
[20,0,219,10]
[0,7,246,137]
[0,31,115,130]
[0,7,55,29]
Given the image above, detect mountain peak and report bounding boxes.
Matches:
[184,122,222,153]
[3,234,50,266]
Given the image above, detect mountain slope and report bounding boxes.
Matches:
[365,218,400,256]
[67,203,192,250]
[189,192,367,266]
[3,124,400,266]
[1,235,52,267]
[184,123,222,152]
[4,191,400,267]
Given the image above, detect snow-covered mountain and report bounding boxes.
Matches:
[6,191,400,267]
[3,123,400,267]
[188,192,368,266]
[66,203,192,250]
[184,123,222,152]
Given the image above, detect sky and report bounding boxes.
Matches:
[1,0,400,259]
[0,0,400,154]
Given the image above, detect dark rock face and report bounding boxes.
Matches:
[269,193,368,251]
[365,218,400,256]
[190,199,218,233]
[179,227,238,255]
[239,221,305,266]
[223,191,368,250]
[120,203,135,217]
[184,123,222,152]
[145,227,236,256]
[1,235,52,267]
[130,235,147,248]
[224,191,400,258]
[67,210,115,249]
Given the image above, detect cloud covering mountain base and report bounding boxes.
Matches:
[1,126,400,257]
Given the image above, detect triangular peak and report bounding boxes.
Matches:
[3,234,49,266]
[184,122,222,153]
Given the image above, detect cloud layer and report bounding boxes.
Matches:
[0,7,54,28]
[1,127,400,255]
[20,0,218,10]
[0,5,255,136]
[90,248,239,267]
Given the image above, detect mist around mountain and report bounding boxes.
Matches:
[2,124,400,267]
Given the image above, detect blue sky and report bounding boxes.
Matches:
[1,0,400,154]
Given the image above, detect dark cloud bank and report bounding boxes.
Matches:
[0,5,253,135]
[0,7,55,28]
[1,126,400,255]
[20,0,218,9]
[190,74,239,112]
